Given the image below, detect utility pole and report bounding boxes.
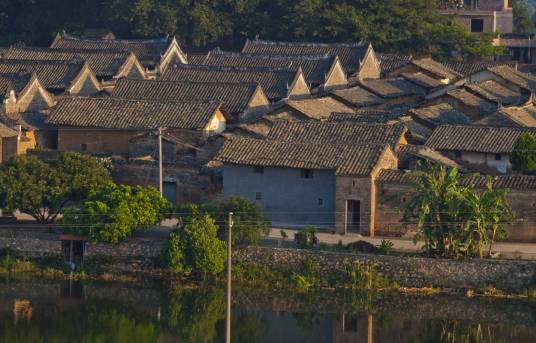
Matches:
[226,212,233,343]
[158,127,164,196]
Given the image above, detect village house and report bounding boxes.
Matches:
[0,72,55,114]
[386,58,463,85]
[358,78,426,105]
[263,96,355,121]
[111,78,270,122]
[376,169,536,241]
[197,50,348,90]
[409,103,472,129]
[0,59,101,95]
[377,53,412,78]
[216,137,397,235]
[475,104,536,127]
[329,85,384,109]
[442,88,497,119]
[464,79,526,106]
[439,0,513,34]
[47,97,226,155]
[241,38,380,79]
[0,122,18,162]
[161,64,310,101]
[425,125,536,173]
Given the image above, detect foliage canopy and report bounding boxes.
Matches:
[511,133,536,173]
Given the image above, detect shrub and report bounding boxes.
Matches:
[294,227,317,249]
[511,133,536,173]
[379,240,394,255]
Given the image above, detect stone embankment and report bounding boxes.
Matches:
[0,228,535,291]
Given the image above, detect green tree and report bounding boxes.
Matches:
[0,153,111,223]
[62,183,171,244]
[511,132,536,173]
[164,213,226,275]
[404,163,512,259]
[511,0,535,34]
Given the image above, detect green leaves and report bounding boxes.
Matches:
[62,183,172,244]
[512,133,536,173]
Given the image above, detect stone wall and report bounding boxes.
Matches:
[0,229,61,258]
[234,246,536,291]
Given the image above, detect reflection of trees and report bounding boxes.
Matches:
[419,320,504,343]
[293,312,325,333]
[0,306,161,343]
[230,309,269,343]
[163,288,226,343]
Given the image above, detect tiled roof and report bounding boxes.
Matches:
[329,106,409,123]
[47,97,221,130]
[330,85,383,107]
[411,58,461,80]
[266,121,406,149]
[473,112,522,127]
[401,72,444,90]
[0,72,33,97]
[283,97,355,120]
[1,110,54,130]
[0,121,17,137]
[446,88,496,113]
[488,66,536,91]
[465,80,524,106]
[241,38,368,75]
[201,50,336,85]
[0,59,85,90]
[1,47,132,78]
[442,60,517,77]
[377,169,536,190]
[425,125,536,153]
[397,144,461,169]
[50,35,168,67]
[497,105,536,127]
[360,78,426,98]
[187,53,208,65]
[216,137,390,176]
[377,53,411,75]
[399,117,433,142]
[410,103,471,127]
[161,64,303,100]
[111,78,262,115]
[81,28,115,40]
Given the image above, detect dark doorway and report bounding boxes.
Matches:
[163,181,177,205]
[471,18,484,33]
[62,240,85,266]
[346,200,361,233]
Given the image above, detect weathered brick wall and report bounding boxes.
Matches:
[0,229,61,258]
[234,246,536,291]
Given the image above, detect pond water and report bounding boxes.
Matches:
[0,279,534,342]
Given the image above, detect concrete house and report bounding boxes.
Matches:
[216,137,398,235]
[0,47,147,84]
[199,50,348,90]
[111,78,270,122]
[0,59,101,95]
[425,125,536,173]
[241,38,380,79]
[161,64,310,101]
[47,97,226,154]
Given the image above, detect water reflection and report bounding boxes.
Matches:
[0,280,533,342]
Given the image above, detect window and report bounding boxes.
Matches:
[255,192,262,200]
[253,166,264,174]
[300,169,314,179]
[471,19,484,33]
[80,143,87,152]
[494,153,502,161]
[318,198,323,206]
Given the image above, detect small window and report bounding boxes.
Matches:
[318,198,323,206]
[80,143,87,152]
[300,169,314,179]
[471,19,484,33]
[253,166,264,174]
[352,180,357,187]
[255,192,262,200]
[494,153,502,161]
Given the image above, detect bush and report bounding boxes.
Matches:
[62,183,172,244]
[164,214,226,275]
[511,133,536,173]
[379,240,394,255]
[294,227,317,249]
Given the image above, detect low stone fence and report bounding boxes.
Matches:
[234,246,536,292]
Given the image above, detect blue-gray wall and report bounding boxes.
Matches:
[222,164,336,227]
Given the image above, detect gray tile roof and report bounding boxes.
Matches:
[330,85,383,107]
[465,80,525,106]
[360,78,426,98]
[266,120,406,149]
[0,59,86,90]
[411,58,462,80]
[50,35,168,67]
[425,125,536,153]
[488,65,536,92]
[201,50,336,85]
[377,53,411,75]
[241,38,369,75]
[397,144,461,169]
[401,72,444,90]
[0,121,17,137]
[410,103,471,127]
[442,60,517,77]
[282,97,355,120]
[0,71,33,97]
[329,106,409,123]
[216,137,390,176]
[473,112,523,127]
[47,97,221,130]
[111,78,263,115]
[377,169,536,190]
[446,88,496,114]
[1,47,133,79]
[161,64,302,100]
[494,105,536,127]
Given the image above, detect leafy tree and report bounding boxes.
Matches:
[511,132,536,173]
[404,163,512,259]
[0,153,111,223]
[511,0,535,34]
[164,212,225,275]
[62,183,171,244]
